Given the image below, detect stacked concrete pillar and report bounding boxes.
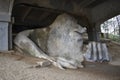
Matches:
[0,0,14,51]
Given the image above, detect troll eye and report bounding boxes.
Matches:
[74,31,82,35]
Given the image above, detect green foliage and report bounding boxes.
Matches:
[101,15,120,42]
[109,34,120,42]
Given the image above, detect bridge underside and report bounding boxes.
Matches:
[12,0,120,41]
[0,0,120,51]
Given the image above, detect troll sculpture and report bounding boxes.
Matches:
[14,13,86,69]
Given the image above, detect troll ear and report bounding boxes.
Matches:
[80,27,86,33]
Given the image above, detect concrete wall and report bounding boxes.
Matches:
[0,23,8,51]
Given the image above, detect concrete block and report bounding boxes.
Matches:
[0,22,8,51]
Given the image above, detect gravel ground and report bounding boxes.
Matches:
[0,41,120,80]
[0,52,120,80]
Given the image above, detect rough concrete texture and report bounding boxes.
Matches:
[14,13,86,69]
[47,13,86,63]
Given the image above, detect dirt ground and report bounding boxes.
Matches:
[0,41,120,80]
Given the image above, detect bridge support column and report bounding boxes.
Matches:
[87,23,100,41]
[0,0,14,51]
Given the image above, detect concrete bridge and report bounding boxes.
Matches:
[0,0,120,51]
